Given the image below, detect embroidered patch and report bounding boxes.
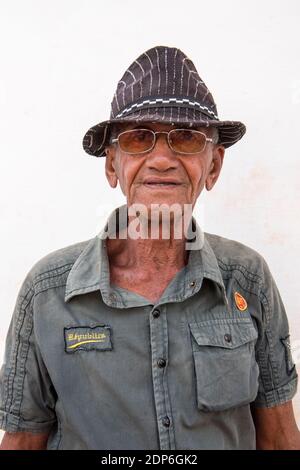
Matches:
[281,335,295,375]
[234,291,248,311]
[64,325,113,353]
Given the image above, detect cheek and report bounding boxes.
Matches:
[117,155,144,192]
[113,155,127,192]
[184,160,207,189]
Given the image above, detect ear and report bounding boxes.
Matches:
[205,145,225,191]
[105,146,118,188]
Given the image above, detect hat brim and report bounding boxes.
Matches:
[82,107,246,157]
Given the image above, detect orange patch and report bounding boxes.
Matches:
[234,291,248,311]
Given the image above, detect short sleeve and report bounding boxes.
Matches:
[0,273,57,433]
[252,258,298,408]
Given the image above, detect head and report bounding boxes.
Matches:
[83,46,246,162]
[104,121,225,213]
[83,45,245,228]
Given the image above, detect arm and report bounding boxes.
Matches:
[251,400,300,449]
[0,273,57,445]
[0,431,50,450]
[249,255,299,448]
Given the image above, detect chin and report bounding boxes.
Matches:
[129,199,188,219]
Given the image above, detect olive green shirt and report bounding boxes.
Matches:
[0,204,297,449]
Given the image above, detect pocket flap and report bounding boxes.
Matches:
[189,319,258,349]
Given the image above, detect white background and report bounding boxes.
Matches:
[0,0,300,439]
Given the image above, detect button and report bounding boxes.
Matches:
[162,416,170,427]
[152,309,160,318]
[189,281,196,287]
[157,358,166,368]
[224,333,232,343]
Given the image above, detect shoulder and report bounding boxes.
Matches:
[20,238,94,295]
[204,232,271,288]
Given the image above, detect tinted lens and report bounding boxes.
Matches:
[118,129,154,154]
[169,130,206,153]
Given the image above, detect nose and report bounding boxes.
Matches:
[145,132,179,171]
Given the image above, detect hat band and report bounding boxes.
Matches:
[114,96,219,121]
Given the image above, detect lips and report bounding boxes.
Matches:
[145,183,179,186]
[143,178,182,185]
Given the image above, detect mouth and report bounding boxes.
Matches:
[143,178,182,189]
[143,182,182,189]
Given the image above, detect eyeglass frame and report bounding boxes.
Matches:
[110,128,215,155]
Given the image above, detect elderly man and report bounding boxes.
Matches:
[0,46,299,450]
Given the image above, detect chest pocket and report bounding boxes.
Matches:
[188,319,259,412]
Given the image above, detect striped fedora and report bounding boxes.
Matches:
[83,45,246,157]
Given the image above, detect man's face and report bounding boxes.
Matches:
[105,122,225,212]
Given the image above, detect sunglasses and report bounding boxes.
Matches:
[110,128,214,155]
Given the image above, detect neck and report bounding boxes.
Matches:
[106,215,191,277]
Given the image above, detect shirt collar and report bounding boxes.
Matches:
[64,204,229,311]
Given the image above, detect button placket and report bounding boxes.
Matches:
[149,305,175,450]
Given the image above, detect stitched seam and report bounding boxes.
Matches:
[34,282,70,298]
[35,279,69,296]
[259,287,279,396]
[3,410,56,425]
[8,297,33,417]
[33,269,72,296]
[254,376,298,406]
[4,287,35,422]
[34,280,100,300]
[216,258,263,284]
[16,307,34,420]
[222,274,261,298]
[33,265,73,285]
[4,288,33,417]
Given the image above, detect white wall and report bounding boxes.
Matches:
[1,0,300,437]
